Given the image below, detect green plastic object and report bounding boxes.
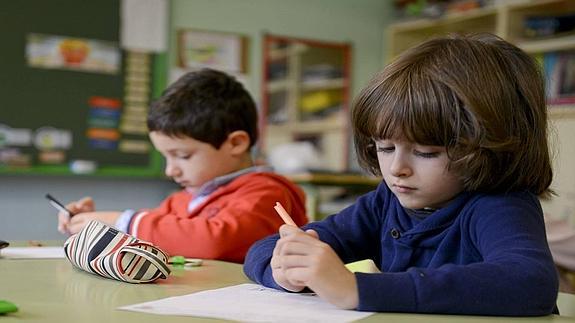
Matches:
[0,300,18,314]
[169,255,186,265]
[168,256,203,267]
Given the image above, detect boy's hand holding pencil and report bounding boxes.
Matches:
[49,196,119,236]
[52,196,95,234]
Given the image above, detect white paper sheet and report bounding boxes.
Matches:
[119,283,373,322]
[0,247,65,259]
[120,0,167,52]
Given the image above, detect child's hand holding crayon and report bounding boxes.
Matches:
[271,202,359,310]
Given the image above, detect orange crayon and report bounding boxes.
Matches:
[273,202,297,226]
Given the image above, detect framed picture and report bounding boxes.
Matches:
[177,29,249,74]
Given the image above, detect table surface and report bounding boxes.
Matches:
[1,252,574,322]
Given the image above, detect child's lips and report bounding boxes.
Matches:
[393,184,415,193]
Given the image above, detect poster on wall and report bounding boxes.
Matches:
[177,29,249,74]
[26,33,120,74]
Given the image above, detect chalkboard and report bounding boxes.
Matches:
[0,0,164,177]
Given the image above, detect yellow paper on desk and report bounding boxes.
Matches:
[345,259,380,273]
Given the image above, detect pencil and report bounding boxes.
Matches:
[273,202,297,226]
[45,193,74,219]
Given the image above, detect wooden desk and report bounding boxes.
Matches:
[1,256,574,322]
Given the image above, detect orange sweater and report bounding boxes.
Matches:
[129,172,307,263]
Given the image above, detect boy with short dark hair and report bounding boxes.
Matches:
[57,68,308,263]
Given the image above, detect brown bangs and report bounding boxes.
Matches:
[365,62,460,148]
[353,34,553,197]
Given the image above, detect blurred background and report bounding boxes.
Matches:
[1,0,575,245]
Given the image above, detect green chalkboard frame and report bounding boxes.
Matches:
[0,0,167,178]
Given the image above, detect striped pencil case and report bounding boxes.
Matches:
[64,220,170,283]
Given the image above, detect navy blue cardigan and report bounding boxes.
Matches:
[243,182,558,316]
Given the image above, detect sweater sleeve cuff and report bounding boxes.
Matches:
[114,209,136,233]
[262,265,285,290]
[355,272,416,312]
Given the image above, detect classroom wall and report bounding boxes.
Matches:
[169,0,392,100]
[0,175,178,240]
[169,0,393,171]
[0,0,393,240]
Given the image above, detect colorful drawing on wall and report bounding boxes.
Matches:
[26,33,120,74]
[86,96,122,150]
[177,29,248,73]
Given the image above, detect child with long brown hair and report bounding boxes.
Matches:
[244,34,558,315]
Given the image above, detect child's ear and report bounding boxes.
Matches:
[226,130,251,155]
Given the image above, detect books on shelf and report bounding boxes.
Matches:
[524,14,575,39]
[539,50,575,105]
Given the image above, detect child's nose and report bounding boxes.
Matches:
[164,162,181,177]
[389,155,412,177]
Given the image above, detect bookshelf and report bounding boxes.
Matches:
[387,0,575,222]
[387,0,575,118]
[261,34,352,172]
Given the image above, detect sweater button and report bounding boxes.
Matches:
[390,228,401,239]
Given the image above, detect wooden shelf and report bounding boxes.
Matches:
[388,0,575,120]
[267,115,346,134]
[301,78,346,91]
[549,105,575,119]
[268,78,347,93]
[266,79,292,93]
[388,0,575,57]
[387,5,498,58]
[388,6,496,33]
[268,44,308,61]
[505,0,575,12]
[262,34,352,172]
[517,35,575,53]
